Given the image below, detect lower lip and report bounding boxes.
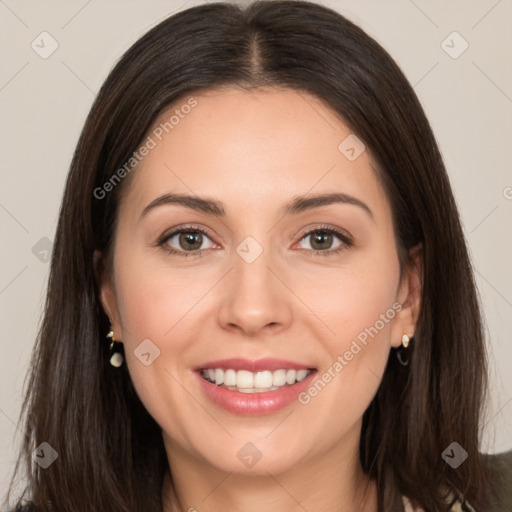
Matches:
[195,370,317,416]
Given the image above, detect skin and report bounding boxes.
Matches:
[98,87,422,512]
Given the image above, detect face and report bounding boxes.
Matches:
[98,87,420,478]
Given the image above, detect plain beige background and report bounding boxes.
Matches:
[1,0,511,501]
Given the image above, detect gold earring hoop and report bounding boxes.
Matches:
[107,328,124,367]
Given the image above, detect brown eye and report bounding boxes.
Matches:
[297,229,344,252]
[310,231,335,251]
[177,231,203,251]
[160,227,216,254]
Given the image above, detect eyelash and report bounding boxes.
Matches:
[156,224,353,258]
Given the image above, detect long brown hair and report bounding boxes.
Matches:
[8,1,490,510]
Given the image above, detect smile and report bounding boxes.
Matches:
[194,358,318,415]
[200,368,312,393]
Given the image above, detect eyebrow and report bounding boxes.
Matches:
[140,192,374,221]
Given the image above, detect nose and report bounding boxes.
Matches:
[217,250,293,337]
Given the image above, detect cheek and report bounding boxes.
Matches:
[297,244,401,411]
[295,274,399,434]
[113,248,210,343]
[110,254,210,440]
[301,248,400,351]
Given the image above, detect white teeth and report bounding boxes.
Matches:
[214,368,224,385]
[286,369,297,385]
[201,367,312,391]
[224,369,237,386]
[253,370,273,389]
[238,386,280,393]
[272,369,287,386]
[296,369,309,382]
[237,370,254,388]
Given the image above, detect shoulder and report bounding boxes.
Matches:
[484,448,512,512]
[403,495,475,512]
[403,449,512,512]
[446,498,476,512]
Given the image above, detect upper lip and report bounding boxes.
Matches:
[194,358,316,373]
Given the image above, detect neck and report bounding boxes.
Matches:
[161,433,378,512]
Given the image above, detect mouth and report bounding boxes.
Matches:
[199,367,315,393]
[194,358,318,415]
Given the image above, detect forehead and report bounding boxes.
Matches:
[120,87,391,221]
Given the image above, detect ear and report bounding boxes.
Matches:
[93,249,122,340]
[390,244,423,348]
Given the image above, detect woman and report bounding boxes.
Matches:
[6,1,498,510]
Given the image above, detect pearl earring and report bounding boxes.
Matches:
[396,333,413,366]
[107,328,124,367]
